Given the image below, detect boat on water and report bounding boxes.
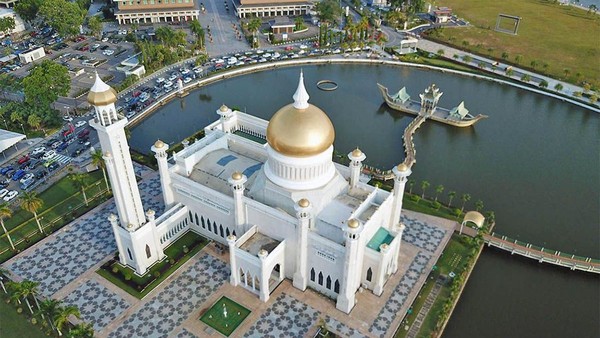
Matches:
[377,83,488,127]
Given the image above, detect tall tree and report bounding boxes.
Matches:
[0,266,8,294]
[14,0,43,23]
[447,191,456,207]
[67,322,94,338]
[38,298,61,333]
[189,19,205,49]
[420,180,430,199]
[315,0,342,25]
[460,193,471,212]
[434,185,444,202]
[87,16,103,39]
[70,173,88,206]
[19,280,40,314]
[91,149,109,192]
[39,0,86,37]
[475,199,484,212]
[0,203,14,250]
[55,304,81,336]
[408,179,415,194]
[19,191,44,235]
[0,17,15,37]
[22,60,70,109]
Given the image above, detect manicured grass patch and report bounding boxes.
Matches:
[0,289,50,338]
[0,171,111,263]
[429,0,600,87]
[200,296,251,337]
[97,231,208,299]
[395,234,478,338]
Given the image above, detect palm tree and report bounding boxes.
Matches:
[554,83,563,92]
[434,185,444,202]
[19,191,44,235]
[246,18,262,48]
[0,203,14,250]
[55,304,81,336]
[19,280,40,314]
[461,193,471,212]
[70,173,88,206]
[67,322,94,338]
[91,150,109,193]
[39,298,61,333]
[294,16,304,31]
[420,180,430,199]
[7,280,23,305]
[408,179,415,194]
[447,191,456,207]
[189,19,205,48]
[475,200,484,212]
[0,267,8,294]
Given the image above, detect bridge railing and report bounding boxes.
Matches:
[488,232,600,264]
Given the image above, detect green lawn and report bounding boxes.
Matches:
[0,170,110,263]
[0,291,50,338]
[97,231,208,299]
[200,297,251,337]
[429,0,600,88]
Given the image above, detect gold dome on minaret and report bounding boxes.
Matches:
[87,72,117,106]
[266,71,335,157]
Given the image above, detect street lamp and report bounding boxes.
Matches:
[2,119,7,129]
[20,123,26,137]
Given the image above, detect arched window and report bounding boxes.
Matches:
[326,276,331,289]
[232,230,237,237]
[213,221,218,234]
[127,248,133,260]
[334,280,340,293]
[207,220,212,231]
[201,216,206,228]
[145,244,151,258]
[310,268,315,281]
[219,224,224,237]
[226,228,230,237]
[195,213,199,225]
[318,272,323,285]
[366,267,373,282]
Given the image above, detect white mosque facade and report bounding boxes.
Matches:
[88,72,412,314]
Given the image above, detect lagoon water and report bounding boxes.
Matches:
[130,64,600,337]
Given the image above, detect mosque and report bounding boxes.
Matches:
[87,71,412,314]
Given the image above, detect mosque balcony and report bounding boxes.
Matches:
[154,203,190,249]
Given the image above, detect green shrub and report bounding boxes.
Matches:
[112,266,119,273]
[124,273,132,281]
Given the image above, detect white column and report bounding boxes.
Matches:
[227,235,239,286]
[109,214,126,265]
[390,163,412,228]
[390,223,405,274]
[217,105,234,133]
[152,140,174,208]
[293,198,311,291]
[373,243,390,296]
[258,249,270,302]
[336,219,361,314]
[228,172,247,230]
[146,209,165,260]
[347,148,366,188]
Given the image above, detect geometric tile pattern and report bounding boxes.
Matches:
[244,293,320,338]
[369,251,431,338]
[175,328,199,338]
[62,279,130,332]
[107,254,228,338]
[4,171,164,297]
[244,293,364,338]
[401,215,446,253]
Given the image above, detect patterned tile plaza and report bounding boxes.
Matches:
[4,168,164,297]
[108,254,228,338]
[244,293,366,338]
[369,251,431,338]
[401,215,446,253]
[63,279,130,332]
[175,328,200,338]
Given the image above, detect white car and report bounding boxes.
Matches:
[42,150,57,161]
[101,37,108,42]
[31,146,46,156]
[181,68,190,75]
[164,81,173,88]
[62,116,73,122]
[103,50,114,56]
[193,67,202,74]
[156,77,165,84]
[183,77,192,84]
[20,173,34,184]
[168,74,177,81]
[0,189,8,198]
[75,121,87,128]
[3,190,18,201]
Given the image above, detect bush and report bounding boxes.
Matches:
[182,245,189,254]
[153,271,161,278]
[112,266,119,273]
[124,273,132,281]
[169,258,175,265]
[17,307,23,313]
[31,318,37,325]
[432,201,441,210]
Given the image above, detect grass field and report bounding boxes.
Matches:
[0,291,49,338]
[200,297,251,337]
[430,0,600,87]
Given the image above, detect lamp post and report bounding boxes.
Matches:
[2,119,7,129]
[20,123,26,138]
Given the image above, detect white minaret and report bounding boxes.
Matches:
[390,163,411,228]
[88,73,162,275]
[348,148,366,188]
[152,139,174,208]
[293,198,311,291]
[336,218,362,314]
[217,104,235,133]
[228,171,247,231]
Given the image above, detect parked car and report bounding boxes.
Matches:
[0,166,13,175]
[0,189,8,198]
[27,159,42,170]
[46,138,59,146]
[12,169,26,181]
[20,177,36,190]
[75,121,87,128]
[17,155,30,164]
[4,168,16,177]
[48,162,60,172]
[42,150,57,161]
[51,141,62,149]
[71,148,84,157]
[3,190,18,201]
[62,115,73,122]
[56,142,68,152]
[20,173,35,184]
[30,146,46,156]
[35,170,48,179]
[77,128,90,139]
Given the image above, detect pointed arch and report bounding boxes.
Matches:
[207,219,212,231]
[195,213,199,225]
[334,280,340,293]
[232,230,237,237]
[127,248,133,260]
[213,221,218,234]
[318,271,323,285]
[226,228,230,237]
[201,216,206,228]
[219,224,224,237]
[366,267,373,282]
[326,276,332,289]
[310,268,315,282]
[145,244,151,258]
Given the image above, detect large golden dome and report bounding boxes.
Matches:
[266,72,335,157]
[87,72,117,106]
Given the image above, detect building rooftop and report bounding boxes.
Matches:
[367,227,395,252]
[239,231,281,256]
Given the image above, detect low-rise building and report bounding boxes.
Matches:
[233,0,312,19]
[113,0,199,25]
[18,46,45,64]
[432,7,452,24]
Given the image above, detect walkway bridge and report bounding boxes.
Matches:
[483,233,600,274]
